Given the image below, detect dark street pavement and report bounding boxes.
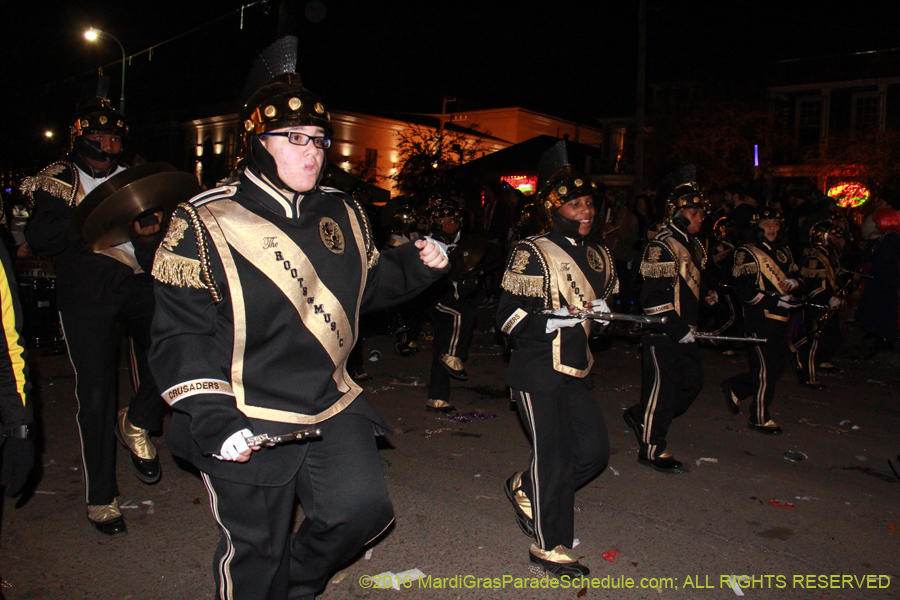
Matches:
[2,313,899,600]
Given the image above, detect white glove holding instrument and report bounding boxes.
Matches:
[679,330,696,344]
[776,294,794,309]
[545,306,586,333]
[829,296,844,309]
[588,298,611,326]
[780,278,799,292]
[214,428,253,461]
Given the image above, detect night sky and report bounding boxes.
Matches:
[2,0,898,169]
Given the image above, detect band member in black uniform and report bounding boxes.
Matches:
[498,141,615,577]
[148,37,448,600]
[721,207,800,434]
[21,79,164,536]
[705,217,742,351]
[624,183,715,473]
[790,220,846,389]
[423,194,478,413]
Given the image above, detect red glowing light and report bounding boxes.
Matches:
[827,182,870,208]
[501,175,537,195]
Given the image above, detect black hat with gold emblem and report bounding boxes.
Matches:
[239,36,332,191]
[535,140,600,237]
[70,76,129,163]
[750,205,785,243]
[809,219,843,247]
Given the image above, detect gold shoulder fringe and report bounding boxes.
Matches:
[19,163,77,206]
[732,263,758,277]
[151,248,205,289]
[640,261,677,278]
[367,246,380,269]
[501,272,545,298]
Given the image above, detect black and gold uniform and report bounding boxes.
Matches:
[21,84,163,536]
[0,242,35,498]
[624,183,709,472]
[705,217,742,343]
[499,141,615,578]
[149,37,447,600]
[791,221,845,389]
[722,207,800,434]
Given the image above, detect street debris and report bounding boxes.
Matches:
[695,457,718,466]
[799,418,847,435]
[142,500,155,514]
[368,350,382,362]
[602,550,621,562]
[839,420,860,430]
[388,376,426,387]
[365,549,374,560]
[783,451,808,462]
[768,499,796,509]
[609,466,619,475]
[331,572,348,584]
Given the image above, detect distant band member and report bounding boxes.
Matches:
[722,207,800,434]
[625,183,715,472]
[498,141,615,578]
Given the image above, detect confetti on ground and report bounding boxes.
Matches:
[331,572,348,584]
[695,457,718,466]
[602,550,621,562]
[142,500,155,514]
[609,466,619,475]
[725,576,746,596]
[365,549,373,560]
[768,499,796,509]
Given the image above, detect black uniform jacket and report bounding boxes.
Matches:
[731,240,799,330]
[0,244,33,431]
[21,160,160,308]
[800,245,840,304]
[639,224,707,341]
[497,230,617,393]
[149,166,447,485]
[709,239,735,287]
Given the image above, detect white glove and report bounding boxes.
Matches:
[214,428,252,461]
[777,295,793,309]
[421,236,449,260]
[679,330,696,344]
[545,306,585,333]
[829,296,844,309]
[705,290,718,306]
[782,278,799,292]
[588,298,611,325]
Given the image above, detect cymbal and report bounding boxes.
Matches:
[69,163,199,250]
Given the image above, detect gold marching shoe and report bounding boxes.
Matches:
[425,398,457,414]
[439,354,468,381]
[504,472,534,537]
[748,419,783,435]
[87,499,127,537]
[116,408,161,484]
[529,544,589,578]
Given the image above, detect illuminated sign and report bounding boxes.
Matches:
[501,175,537,195]
[827,181,870,208]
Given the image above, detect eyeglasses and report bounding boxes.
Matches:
[261,132,331,149]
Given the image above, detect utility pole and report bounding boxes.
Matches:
[635,0,646,194]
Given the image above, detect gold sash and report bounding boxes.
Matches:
[746,245,788,290]
[200,200,369,424]
[532,238,597,377]
[661,237,701,314]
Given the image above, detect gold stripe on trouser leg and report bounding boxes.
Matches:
[128,336,140,394]
[755,345,767,424]
[435,303,462,356]
[59,313,92,504]
[201,473,236,600]
[641,346,661,460]
[519,390,545,549]
[809,338,819,383]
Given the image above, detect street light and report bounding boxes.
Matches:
[84,27,127,115]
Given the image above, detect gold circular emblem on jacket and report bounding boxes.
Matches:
[319,217,344,254]
[264,105,277,118]
[288,97,302,110]
[776,249,788,263]
[98,115,108,125]
[586,247,605,272]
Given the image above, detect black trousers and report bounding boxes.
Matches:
[427,297,476,401]
[202,412,393,600]
[791,315,841,383]
[724,317,788,425]
[512,377,609,551]
[629,335,703,460]
[59,284,162,506]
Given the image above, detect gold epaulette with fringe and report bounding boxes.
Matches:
[19,162,78,207]
[151,249,204,289]
[732,263,758,277]
[640,261,677,278]
[501,272,545,298]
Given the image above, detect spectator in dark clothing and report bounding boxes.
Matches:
[856,208,900,356]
